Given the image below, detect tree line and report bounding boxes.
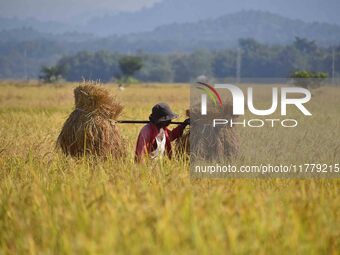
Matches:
[2,37,338,82]
[40,38,338,83]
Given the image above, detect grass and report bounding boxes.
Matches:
[0,82,339,254]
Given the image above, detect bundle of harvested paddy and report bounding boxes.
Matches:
[175,110,190,156]
[176,104,239,161]
[57,82,126,158]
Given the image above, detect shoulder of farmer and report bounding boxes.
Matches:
[139,123,157,141]
[135,124,153,157]
[138,124,150,140]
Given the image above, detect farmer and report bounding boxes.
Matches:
[135,103,189,162]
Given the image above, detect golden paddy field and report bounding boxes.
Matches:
[0,82,339,254]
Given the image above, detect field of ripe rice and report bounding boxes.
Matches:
[0,82,339,254]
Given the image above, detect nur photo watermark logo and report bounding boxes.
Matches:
[197,82,312,128]
[190,79,340,179]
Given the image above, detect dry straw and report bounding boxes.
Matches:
[57,82,126,158]
[175,109,190,156]
[176,105,239,161]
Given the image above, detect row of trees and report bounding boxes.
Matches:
[42,53,143,83]
[40,38,339,83]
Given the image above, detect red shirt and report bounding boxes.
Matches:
[135,123,185,162]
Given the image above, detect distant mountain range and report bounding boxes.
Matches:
[1,10,340,52]
[1,0,340,36]
[90,10,340,52]
[0,17,72,34]
[85,0,340,36]
[0,27,95,43]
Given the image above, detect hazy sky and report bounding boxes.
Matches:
[0,0,160,21]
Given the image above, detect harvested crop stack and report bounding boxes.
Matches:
[57,82,126,158]
[178,104,239,161]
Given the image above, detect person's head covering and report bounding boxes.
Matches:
[149,103,178,124]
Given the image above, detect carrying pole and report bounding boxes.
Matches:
[116,120,185,125]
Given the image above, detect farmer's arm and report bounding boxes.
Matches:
[168,125,185,142]
[135,126,151,162]
[168,120,190,142]
[168,118,190,141]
